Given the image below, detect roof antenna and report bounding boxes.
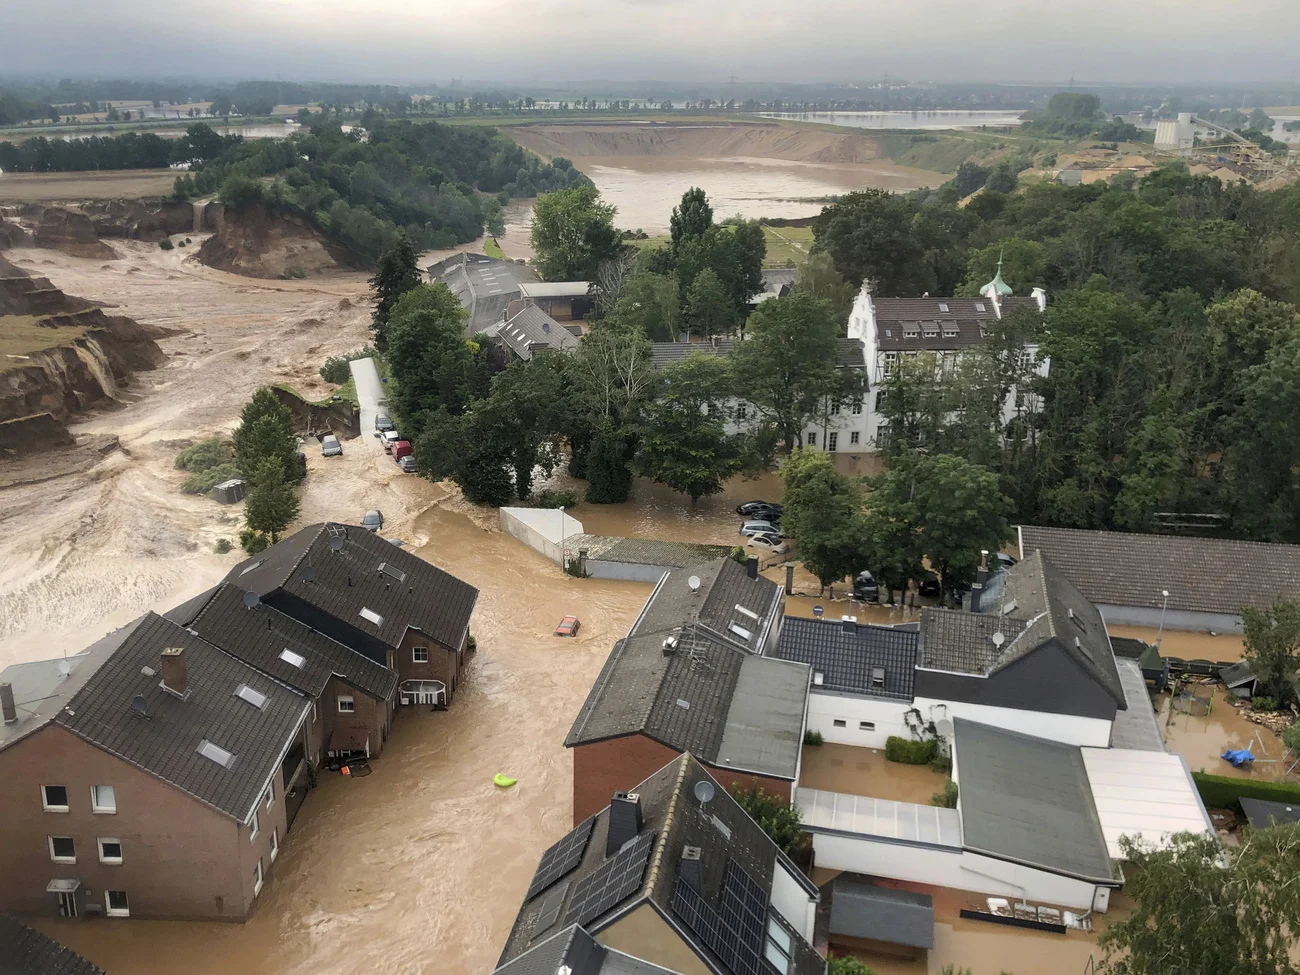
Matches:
[694,779,715,811]
[331,537,345,554]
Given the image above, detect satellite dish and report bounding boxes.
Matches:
[58,659,71,677]
[302,565,316,583]
[812,605,824,618]
[935,718,954,738]
[330,537,346,553]
[687,575,701,593]
[990,631,1006,649]
[694,780,716,805]
[242,591,261,610]
[130,695,149,716]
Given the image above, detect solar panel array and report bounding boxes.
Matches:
[526,817,595,900]
[564,831,656,927]
[672,860,775,975]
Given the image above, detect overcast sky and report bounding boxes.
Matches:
[3,0,1297,87]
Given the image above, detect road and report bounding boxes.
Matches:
[349,356,384,450]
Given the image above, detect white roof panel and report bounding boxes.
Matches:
[518,281,590,298]
[1081,748,1215,858]
[796,788,963,848]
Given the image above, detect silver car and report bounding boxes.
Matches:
[740,520,780,537]
[321,434,343,457]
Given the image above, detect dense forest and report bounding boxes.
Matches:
[815,164,1300,544]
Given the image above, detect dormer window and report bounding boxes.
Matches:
[902,323,919,338]
[942,325,958,338]
[922,324,939,338]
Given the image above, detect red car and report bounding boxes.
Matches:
[554,616,581,637]
[392,440,413,462]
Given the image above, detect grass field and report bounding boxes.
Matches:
[628,224,814,268]
[0,315,87,373]
[0,169,178,201]
[483,237,506,259]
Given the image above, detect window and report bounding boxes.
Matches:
[253,860,264,896]
[735,403,747,421]
[831,402,842,415]
[875,390,889,411]
[358,606,384,627]
[902,323,919,338]
[734,604,760,621]
[279,648,306,669]
[707,402,719,417]
[828,432,838,452]
[105,890,129,918]
[851,400,862,415]
[859,721,875,731]
[943,325,959,338]
[765,916,794,974]
[975,302,986,313]
[250,810,259,842]
[48,836,76,863]
[42,785,69,812]
[833,719,847,728]
[938,302,950,313]
[922,324,939,338]
[234,684,267,709]
[264,782,274,810]
[806,432,816,446]
[412,646,429,664]
[338,695,356,713]
[90,785,116,814]
[98,838,123,864]
[728,622,753,642]
[269,828,280,862]
[882,352,897,377]
[871,667,886,688]
[850,431,860,445]
[197,739,235,769]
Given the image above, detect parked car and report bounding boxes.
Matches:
[374,413,394,432]
[361,509,384,532]
[397,454,417,473]
[382,430,402,453]
[746,532,788,555]
[997,552,1017,570]
[918,572,941,599]
[736,500,783,517]
[321,434,342,457]
[392,440,413,462]
[853,571,879,602]
[554,616,581,637]
[748,505,782,523]
[740,520,781,537]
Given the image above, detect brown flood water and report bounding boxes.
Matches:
[1157,684,1291,780]
[1105,623,1246,663]
[799,742,948,805]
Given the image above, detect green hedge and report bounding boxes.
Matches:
[885,736,937,765]
[1191,771,1300,812]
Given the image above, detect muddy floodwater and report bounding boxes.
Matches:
[757,110,1028,131]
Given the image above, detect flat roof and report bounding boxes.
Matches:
[518,281,590,298]
[797,789,962,848]
[829,875,935,950]
[1080,747,1215,858]
[1240,797,1300,830]
[714,654,809,779]
[1108,658,1165,751]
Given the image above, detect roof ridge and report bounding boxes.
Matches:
[278,523,327,588]
[643,754,691,894]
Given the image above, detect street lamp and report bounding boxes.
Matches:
[1156,589,1170,650]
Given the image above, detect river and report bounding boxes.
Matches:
[757,110,1027,130]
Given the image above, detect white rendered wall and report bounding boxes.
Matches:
[770,861,817,942]
[805,691,913,749]
[914,695,1112,748]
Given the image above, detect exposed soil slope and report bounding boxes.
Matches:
[507,121,887,164]
[197,203,352,278]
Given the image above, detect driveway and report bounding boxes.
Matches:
[349,356,384,450]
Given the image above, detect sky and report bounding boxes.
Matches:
[3,0,1298,87]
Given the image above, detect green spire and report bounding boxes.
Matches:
[981,249,1014,297]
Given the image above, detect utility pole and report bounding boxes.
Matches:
[1156,589,1170,650]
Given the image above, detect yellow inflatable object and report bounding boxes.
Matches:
[494,773,517,788]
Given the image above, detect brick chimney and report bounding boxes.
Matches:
[606,791,643,856]
[1,682,16,725]
[161,646,189,697]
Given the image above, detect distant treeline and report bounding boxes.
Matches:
[171,119,589,260]
[0,125,241,173]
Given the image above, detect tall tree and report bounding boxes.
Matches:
[683,268,735,339]
[232,388,302,485]
[1240,600,1300,705]
[368,232,421,350]
[670,187,713,254]
[609,271,681,341]
[780,448,870,592]
[812,188,926,296]
[585,422,635,504]
[794,252,856,329]
[385,283,475,435]
[243,458,301,545]
[569,324,657,425]
[529,184,621,280]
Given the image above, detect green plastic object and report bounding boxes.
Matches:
[494,773,517,788]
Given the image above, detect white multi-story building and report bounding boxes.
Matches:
[847,269,1051,451]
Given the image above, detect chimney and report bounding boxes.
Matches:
[606,791,643,856]
[160,646,188,697]
[679,846,703,891]
[1031,287,1047,313]
[976,550,990,586]
[746,556,758,580]
[841,615,857,635]
[1,682,16,725]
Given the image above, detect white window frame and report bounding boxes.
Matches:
[850,431,860,445]
[48,836,76,864]
[105,890,130,918]
[338,695,356,713]
[91,785,116,814]
[42,785,69,813]
[852,400,863,415]
[270,827,280,862]
[735,403,748,421]
[250,810,259,842]
[827,432,838,452]
[765,915,794,974]
[882,351,898,377]
[98,837,123,865]
[806,432,816,446]
[253,860,264,896]
[412,646,429,664]
[264,781,274,810]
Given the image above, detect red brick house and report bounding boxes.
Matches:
[565,559,810,823]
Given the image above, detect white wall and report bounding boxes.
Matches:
[805,691,913,749]
[770,861,817,942]
[915,695,1112,748]
[585,560,677,583]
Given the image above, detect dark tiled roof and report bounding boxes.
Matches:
[1240,797,1300,830]
[649,338,865,370]
[954,719,1114,883]
[873,297,1041,351]
[189,584,398,701]
[55,614,310,822]
[777,617,917,700]
[500,755,822,975]
[492,304,579,360]
[1017,524,1300,617]
[426,254,539,335]
[0,913,105,975]
[163,586,220,627]
[226,523,479,652]
[918,609,1028,673]
[829,875,934,950]
[494,925,678,975]
[632,558,783,651]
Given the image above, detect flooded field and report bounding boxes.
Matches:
[757,110,1027,131]
[799,743,947,805]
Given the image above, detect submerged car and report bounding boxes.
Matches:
[736,500,782,517]
[361,509,384,532]
[746,532,788,555]
[853,571,879,602]
[554,616,581,637]
[321,435,342,457]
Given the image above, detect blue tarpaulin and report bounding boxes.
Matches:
[1222,748,1255,767]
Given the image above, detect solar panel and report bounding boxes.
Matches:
[672,860,773,975]
[525,817,595,900]
[564,831,655,927]
[533,880,569,932]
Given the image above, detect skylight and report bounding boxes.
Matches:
[197,739,235,769]
[938,302,950,313]
[728,622,753,641]
[234,684,267,709]
[734,604,760,621]
[359,607,384,627]
[377,562,407,584]
[279,648,306,669]
[975,302,987,313]
[239,560,265,576]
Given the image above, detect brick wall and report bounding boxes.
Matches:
[397,629,460,700]
[320,675,387,758]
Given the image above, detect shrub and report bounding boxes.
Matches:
[885,736,938,765]
[1191,770,1300,813]
[285,265,307,279]
[185,237,192,244]
[731,545,748,565]
[183,462,240,495]
[319,345,379,384]
[928,751,953,774]
[158,238,174,251]
[828,960,878,975]
[804,729,824,746]
[1252,696,1279,711]
[931,779,959,808]
[239,528,269,554]
[731,785,804,857]
[467,635,477,651]
[526,488,581,509]
[175,438,230,471]
[178,240,187,247]
[214,538,233,554]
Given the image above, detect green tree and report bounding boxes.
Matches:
[232,388,302,485]
[585,422,635,504]
[780,448,870,592]
[957,238,1046,296]
[610,271,681,341]
[569,324,656,424]
[1098,826,1300,975]
[243,458,301,544]
[636,353,740,503]
[812,188,926,295]
[1046,92,1102,121]
[530,184,621,280]
[670,186,713,254]
[368,232,421,350]
[683,267,734,339]
[730,785,803,858]
[385,284,474,431]
[794,252,856,328]
[483,355,566,499]
[731,292,842,452]
[1240,600,1300,705]
[217,173,264,211]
